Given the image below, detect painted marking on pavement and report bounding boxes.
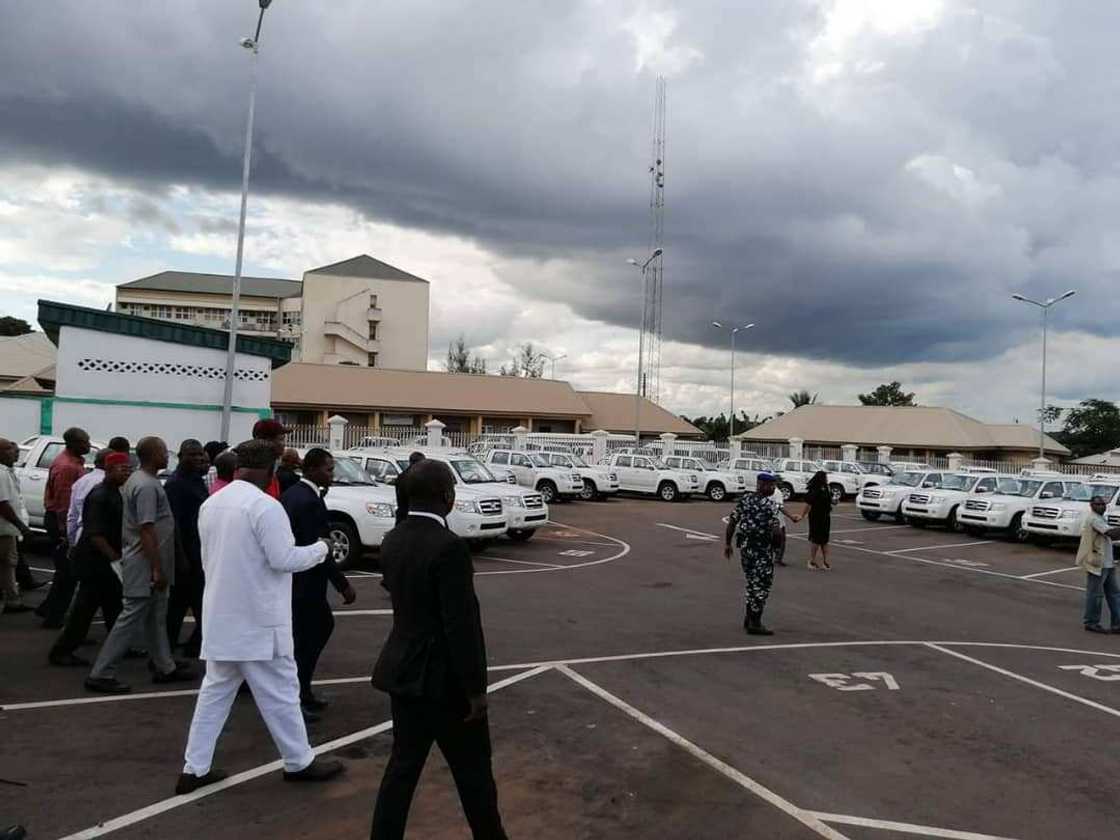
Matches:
[556,665,850,839]
[557,549,594,557]
[54,666,552,839]
[888,541,992,554]
[837,539,863,545]
[686,533,718,542]
[810,812,1020,839]
[828,525,910,535]
[478,555,566,569]
[657,522,721,538]
[1019,566,1080,579]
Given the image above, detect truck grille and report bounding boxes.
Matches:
[1108,514,1120,527]
[965,499,990,512]
[523,494,544,510]
[909,494,931,505]
[863,488,882,499]
[478,499,503,515]
[1031,506,1060,520]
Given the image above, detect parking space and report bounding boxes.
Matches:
[4,497,1119,839]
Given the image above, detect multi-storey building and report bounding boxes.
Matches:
[114,254,429,370]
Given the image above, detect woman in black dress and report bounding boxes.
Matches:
[803,471,833,570]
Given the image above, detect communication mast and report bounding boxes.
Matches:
[644,77,667,403]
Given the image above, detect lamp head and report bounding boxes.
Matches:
[1010,294,1026,302]
[711,321,723,329]
[626,258,639,266]
[652,248,663,258]
[239,36,257,49]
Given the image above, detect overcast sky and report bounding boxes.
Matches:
[2,1,1117,423]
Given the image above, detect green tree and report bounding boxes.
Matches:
[788,390,818,408]
[680,411,769,441]
[499,342,545,378]
[1056,399,1120,458]
[1038,404,1063,426]
[858,382,916,406]
[444,335,487,374]
[0,316,32,336]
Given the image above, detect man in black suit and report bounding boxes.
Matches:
[392,451,426,525]
[281,448,356,719]
[371,459,507,840]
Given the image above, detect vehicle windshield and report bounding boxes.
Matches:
[998,479,1032,495]
[530,454,552,468]
[893,473,924,487]
[684,459,706,471]
[451,459,499,484]
[394,460,411,471]
[1065,484,1119,503]
[650,459,671,470]
[941,475,978,492]
[569,454,588,468]
[331,457,375,486]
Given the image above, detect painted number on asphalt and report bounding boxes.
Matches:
[1059,664,1120,681]
[809,672,901,692]
[558,549,594,557]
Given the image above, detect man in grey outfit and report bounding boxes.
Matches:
[86,436,196,694]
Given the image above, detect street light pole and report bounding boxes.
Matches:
[627,249,662,444]
[220,0,272,443]
[1011,289,1076,459]
[711,321,754,439]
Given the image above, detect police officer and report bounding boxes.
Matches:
[724,471,783,635]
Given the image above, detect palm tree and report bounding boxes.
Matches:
[788,390,818,408]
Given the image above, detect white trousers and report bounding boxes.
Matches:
[182,655,315,776]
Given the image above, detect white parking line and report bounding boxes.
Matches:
[556,665,850,839]
[828,525,910,535]
[811,811,1019,839]
[477,555,566,569]
[889,541,992,554]
[657,522,720,538]
[54,666,552,840]
[1019,566,1081,579]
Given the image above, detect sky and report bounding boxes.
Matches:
[1,0,1118,424]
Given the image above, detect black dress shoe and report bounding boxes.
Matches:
[175,768,228,795]
[301,706,322,724]
[19,577,47,591]
[124,646,148,659]
[0,824,28,840]
[49,652,91,667]
[85,676,131,694]
[1086,624,1109,634]
[301,693,329,711]
[282,758,344,782]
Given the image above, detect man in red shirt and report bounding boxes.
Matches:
[37,427,92,628]
[252,419,289,500]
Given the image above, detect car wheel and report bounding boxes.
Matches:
[707,483,726,502]
[578,481,597,502]
[893,507,906,523]
[1010,513,1030,543]
[778,483,793,501]
[328,519,360,569]
[860,510,881,522]
[828,484,844,505]
[907,517,926,528]
[506,529,534,542]
[947,507,963,533]
[537,481,558,503]
[658,481,679,502]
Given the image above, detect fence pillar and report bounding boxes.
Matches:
[511,425,529,451]
[729,435,743,461]
[877,445,892,465]
[425,419,445,449]
[1031,456,1052,472]
[841,443,858,463]
[947,452,964,472]
[327,415,349,451]
[659,433,678,457]
[788,437,804,459]
[590,429,609,465]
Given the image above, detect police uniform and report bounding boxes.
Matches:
[728,487,780,633]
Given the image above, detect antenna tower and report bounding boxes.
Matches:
[644,77,667,403]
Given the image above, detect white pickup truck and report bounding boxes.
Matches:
[663,456,746,502]
[481,449,583,503]
[957,474,1082,542]
[820,460,884,492]
[900,471,1007,532]
[1022,481,1120,543]
[856,470,948,522]
[771,458,852,504]
[539,451,620,501]
[602,453,699,502]
[15,435,103,528]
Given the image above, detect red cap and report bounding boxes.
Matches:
[252,418,289,439]
[104,452,130,467]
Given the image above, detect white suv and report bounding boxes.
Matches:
[603,453,699,502]
[482,449,583,504]
[541,451,620,501]
[719,457,777,492]
[857,470,948,522]
[663,456,746,502]
[1022,481,1120,543]
[820,460,887,493]
[957,475,1082,542]
[771,458,849,504]
[297,452,398,566]
[901,471,1009,532]
[347,449,510,544]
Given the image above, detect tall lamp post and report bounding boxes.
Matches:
[711,321,754,439]
[1011,289,1076,459]
[220,0,273,442]
[626,248,663,443]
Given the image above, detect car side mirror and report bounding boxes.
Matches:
[921,482,935,488]
[1039,491,1053,499]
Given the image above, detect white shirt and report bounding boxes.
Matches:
[408,511,448,527]
[67,468,105,544]
[198,479,328,661]
[0,464,27,539]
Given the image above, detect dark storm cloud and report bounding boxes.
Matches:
[3,1,1120,365]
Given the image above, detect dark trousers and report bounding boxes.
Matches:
[293,598,334,699]
[38,513,77,625]
[50,568,123,658]
[167,568,204,652]
[371,694,507,840]
[16,544,36,587]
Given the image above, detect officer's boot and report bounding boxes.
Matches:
[745,610,774,636]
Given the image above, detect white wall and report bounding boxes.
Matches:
[51,401,257,451]
[0,397,42,441]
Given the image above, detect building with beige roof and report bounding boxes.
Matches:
[0,332,57,388]
[741,404,1069,461]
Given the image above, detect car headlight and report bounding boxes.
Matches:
[505,474,517,484]
[503,495,524,509]
[454,499,480,514]
[365,502,396,519]
[1060,509,1079,520]
[990,502,1006,512]
[928,495,944,504]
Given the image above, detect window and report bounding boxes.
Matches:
[976,477,997,493]
[634,458,650,469]
[368,322,378,341]
[37,443,64,469]
[282,311,302,326]
[549,454,569,467]
[172,306,193,320]
[616,456,632,467]
[842,464,860,474]
[511,453,531,467]
[369,294,379,309]
[367,352,378,367]
[1041,482,1064,499]
[491,451,510,465]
